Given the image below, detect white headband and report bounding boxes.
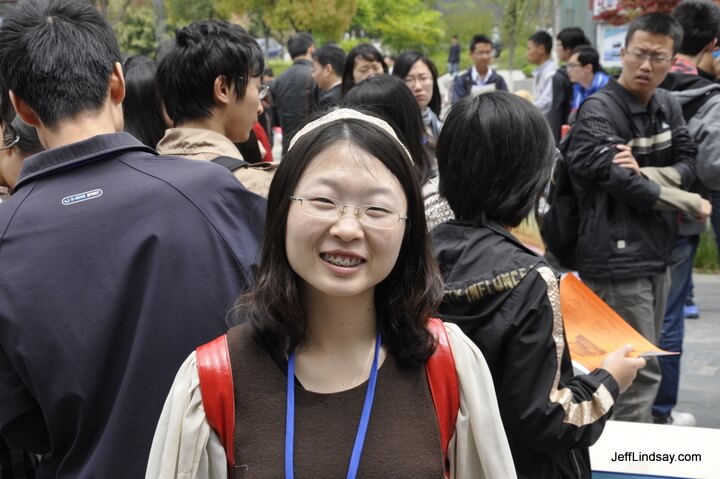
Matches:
[287,108,413,164]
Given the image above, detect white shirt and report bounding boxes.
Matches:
[532,59,558,115]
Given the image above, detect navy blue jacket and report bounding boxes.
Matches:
[451,67,508,103]
[0,133,265,478]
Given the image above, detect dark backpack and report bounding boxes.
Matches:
[541,90,628,270]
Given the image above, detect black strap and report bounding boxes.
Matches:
[211,156,249,172]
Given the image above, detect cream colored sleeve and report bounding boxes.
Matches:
[641,166,703,216]
[145,352,228,479]
[445,323,517,479]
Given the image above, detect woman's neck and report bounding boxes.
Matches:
[293,287,386,393]
[301,287,377,352]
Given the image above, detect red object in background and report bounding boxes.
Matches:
[593,0,680,26]
[252,122,273,162]
[561,124,571,140]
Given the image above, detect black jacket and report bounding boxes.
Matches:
[432,220,619,479]
[451,66,508,103]
[0,133,265,478]
[547,66,572,143]
[567,79,697,279]
[270,58,314,154]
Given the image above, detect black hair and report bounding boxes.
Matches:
[437,91,555,227]
[341,43,388,95]
[529,31,553,55]
[672,0,720,56]
[557,27,591,51]
[122,56,167,148]
[312,45,346,77]
[0,0,122,129]
[6,116,43,157]
[341,75,434,184]
[234,128,263,164]
[572,45,603,73]
[470,34,494,52]
[238,114,443,368]
[392,51,442,116]
[263,67,275,77]
[157,20,264,126]
[626,13,684,54]
[287,32,314,59]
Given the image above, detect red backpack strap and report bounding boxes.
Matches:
[196,335,235,468]
[425,317,460,476]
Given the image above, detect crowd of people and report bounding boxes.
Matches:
[0,0,719,478]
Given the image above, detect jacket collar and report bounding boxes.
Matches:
[156,127,242,161]
[446,218,540,258]
[15,132,155,192]
[607,77,664,116]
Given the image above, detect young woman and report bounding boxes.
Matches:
[146,108,516,478]
[341,74,453,230]
[340,44,387,95]
[432,92,646,479]
[393,51,443,149]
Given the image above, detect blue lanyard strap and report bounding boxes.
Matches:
[285,332,382,479]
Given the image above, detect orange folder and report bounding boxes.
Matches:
[559,273,677,371]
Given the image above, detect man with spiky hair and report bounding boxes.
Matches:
[566,13,699,423]
[0,0,264,476]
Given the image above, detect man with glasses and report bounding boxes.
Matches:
[566,46,609,114]
[566,13,698,423]
[156,20,274,197]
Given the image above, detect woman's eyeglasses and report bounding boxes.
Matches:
[289,195,407,229]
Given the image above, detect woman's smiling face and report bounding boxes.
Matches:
[285,142,407,301]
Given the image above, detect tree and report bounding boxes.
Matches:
[594,0,680,25]
[352,0,444,52]
[114,5,158,56]
[165,0,219,27]
[497,0,544,87]
[218,0,356,43]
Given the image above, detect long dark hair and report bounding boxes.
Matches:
[122,56,167,148]
[236,114,443,368]
[392,51,442,117]
[341,75,433,184]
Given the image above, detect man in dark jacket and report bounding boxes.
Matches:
[310,44,346,112]
[566,13,697,423]
[0,1,265,477]
[270,32,315,155]
[451,34,508,103]
[547,27,591,143]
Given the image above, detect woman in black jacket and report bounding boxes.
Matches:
[432,91,646,479]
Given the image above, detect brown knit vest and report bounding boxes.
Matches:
[227,324,445,478]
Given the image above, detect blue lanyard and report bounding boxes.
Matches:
[285,332,382,479]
